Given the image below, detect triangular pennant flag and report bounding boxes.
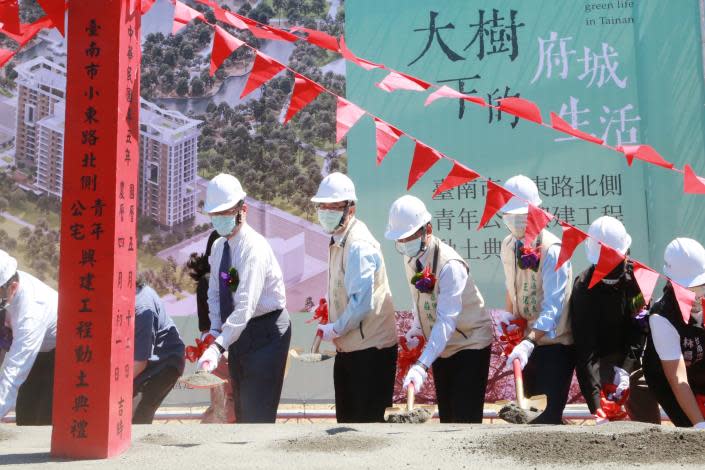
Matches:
[213,5,250,29]
[36,0,65,36]
[550,112,604,145]
[284,74,324,124]
[632,260,660,305]
[0,48,14,68]
[524,204,553,246]
[376,71,431,93]
[0,0,21,35]
[290,26,339,52]
[374,118,404,165]
[477,181,514,230]
[1,16,51,46]
[498,97,543,124]
[336,97,365,143]
[432,161,480,199]
[240,51,286,99]
[407,141,442,190]
[424,85,486,107]
[339,35,383,71]
[556,221,589,270]
[684,164,705,194]
[588,244,626,288]
[618,145,674,169]
[672,282,696,324]
[172,0,205,35]
[210,25,245,76]
[141,0,157,14]
[249,24,299,42]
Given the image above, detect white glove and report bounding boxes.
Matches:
[496,309,518,326]
[612,366,630,400]
[201,330,219,342]
[404,325,423,349]
[694,422,705,430]
[504,339,535,371]
[317,323,340,342]
[403,364,428,393]
[197,344,222,373]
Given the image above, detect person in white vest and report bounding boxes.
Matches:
[311,172,398,423]
[0,250,57,425]
[197,173,291,423]
[500,175,575,424]
[385,195,493,423]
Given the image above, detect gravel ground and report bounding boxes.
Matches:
[1,422,704,469]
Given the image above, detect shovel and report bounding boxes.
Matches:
[496,358,546,424]
[180,369,226,389]
[289,329,336,363]
[385,384,434,423]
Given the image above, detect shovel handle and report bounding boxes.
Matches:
[512,358,528,409]
[311,330,323,354]
[407,383,415,412]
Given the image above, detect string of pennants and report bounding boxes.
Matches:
[1,0,703,319]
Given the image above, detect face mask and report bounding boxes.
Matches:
[211,214,239,237]
[396,238,423,258]
[691,285,705,316]
[318,209,344,234]
[503,213,528,238]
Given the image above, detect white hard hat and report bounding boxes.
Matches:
[663,238,705,288]
[0,249,17,286]
[500,175,542,215]
[584,216,632,264]
[311,172,357,203]
[384,195,432,240]
[204,173,246,214]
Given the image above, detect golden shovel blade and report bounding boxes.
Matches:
[492,394,548,411]
[288,347,336,363]
[179,370,225,389]
[384,404,436,422]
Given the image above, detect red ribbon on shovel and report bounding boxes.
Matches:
[599,383,630,421]
[185,334,215,363]
[499,317,528,356]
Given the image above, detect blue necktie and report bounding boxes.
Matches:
[219,240,235,324]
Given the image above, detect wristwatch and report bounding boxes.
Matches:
[213,342,226,354]
[415,360,429,372]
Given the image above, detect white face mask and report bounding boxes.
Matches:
[317,209,344,233]
[396,238,423,258]
[503,213,528,239]
[211,214,239,237]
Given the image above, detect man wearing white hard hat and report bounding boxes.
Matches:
[311,172,397,423]
[499,175,574,424]
[385,195,493,423]
[196,173,291,423]
[0,250,57,425]
[643,238,705,429]
[570,216,661,424]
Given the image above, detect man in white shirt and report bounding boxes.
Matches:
[385,195,493,423]
[197,173,291,423]
[0,250,58,425]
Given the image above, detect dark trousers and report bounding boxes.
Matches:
[523,344,576,424]
[432,346,491,423]
[132,366,182,424]
[16,349,55,426]
[228,311,291,423]
[334,345,397,423]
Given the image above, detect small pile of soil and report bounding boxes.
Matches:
[180,371,224,389]
[386,408,431,424]
[274,433,388,453]
[498,403,542,424]
[479,426,705,465]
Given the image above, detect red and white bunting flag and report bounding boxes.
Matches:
[556,221,589,270]
[477,181,514,230]
[550,112,603,145]
[672,282,697,324]
[588,244,626,289]
[497,97,543,124]
[284,74,324,124]
[1,16,52,47]
[210,25,245,76]
[339,35,383,71]
[0,48,14,68]
[240,51,286,99]
[407,140,442,190]
[424,85,486,107]
[290,26,339,52]
[632,261,660,305]
[173,0,205,35]
[141,0,157,15]
[213,6,250,29]
[432,161,480,199]
[0,0,21,35]
[618,145,674,169]
[524,204,554,246]
[376,71,431,93]
[374,118,403,165]
[335,97,365,143]
[684,164,705,194]
[249,24,298,42]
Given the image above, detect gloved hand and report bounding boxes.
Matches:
[317,323,340,342]
[403,364,428,392]
[197,344,222,373]
[496,310,518,327]
[201,330,218,343]
[694,422,705,430]
[594,408,609,425]
[612,366,630,400]
[504,339,535,371]
[404,325,423,349]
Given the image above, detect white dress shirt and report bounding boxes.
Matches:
[0,271,57,418]
[207,223,287,350]
[410,248,468,367]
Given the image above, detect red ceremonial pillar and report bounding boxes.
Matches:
[51,0,140,459]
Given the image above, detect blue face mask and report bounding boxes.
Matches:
[211,214,239,237]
